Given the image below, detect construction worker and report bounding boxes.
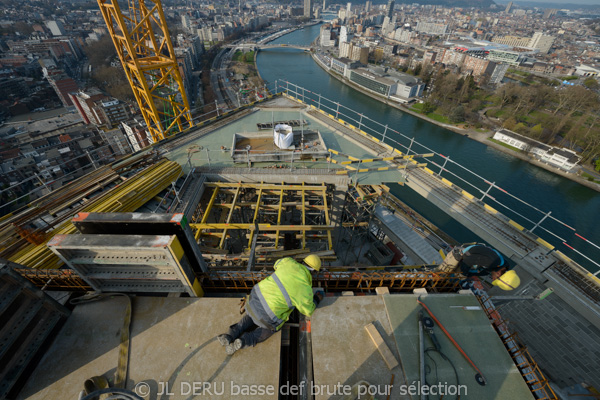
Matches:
[437,243,520,290]
[217,254,324,355]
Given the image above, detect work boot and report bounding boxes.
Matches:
[225,338,243,355]
[217,334,232,346]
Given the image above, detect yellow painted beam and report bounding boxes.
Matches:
[275,187,284,249]
[508,220,525,231]
[191,223,336,231]
[536,237,555,250]
[301,183,306,249]
[462,190,475,200]
[205,182,326,191]
[484,204,498,214]
[246,186,263,250]
[219,186,241,249]
[322,183,333,250]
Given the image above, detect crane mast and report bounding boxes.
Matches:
[97,0,193,142]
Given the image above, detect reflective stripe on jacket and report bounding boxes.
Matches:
[246,257,316,331]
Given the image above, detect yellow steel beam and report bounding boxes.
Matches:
[301,183,306,249]
[322,183,333,250]
[275,187,284,249]
[327,152,434,165]
[10,160,182,269]
[246,233,330,239]
[337,163,427,174]
[214,202,325,210]
[97,0,192,142]
[191,223,335,231]
[219,186,241,249]
[195,187,220,240]
[205,183,327,191]
[246,186,263,250]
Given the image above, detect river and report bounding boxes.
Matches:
[256,24,600,273]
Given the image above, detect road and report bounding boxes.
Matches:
[210,48,239,109]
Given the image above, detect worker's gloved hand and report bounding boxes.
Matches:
[313,290,325,306]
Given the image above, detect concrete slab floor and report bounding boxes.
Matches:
[166,106,409,185]
[18,297,281,400]
[311,295,411,400]
[383,293,533,400]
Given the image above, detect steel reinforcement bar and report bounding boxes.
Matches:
[14,268,460,293]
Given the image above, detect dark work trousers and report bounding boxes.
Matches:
[227,314,276,347]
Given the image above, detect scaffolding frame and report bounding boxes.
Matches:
[190,182,335,268]
[97,0,192,142]
[336,184,387,265]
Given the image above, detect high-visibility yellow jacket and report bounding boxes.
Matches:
[246,257,316,331]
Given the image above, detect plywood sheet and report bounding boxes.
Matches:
[19,297,280,400]
[383,293,534,400]
[311,296,411,400]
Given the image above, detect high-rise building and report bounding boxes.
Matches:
[340,26,353,43]
[320,27,335,46]
[69,90,131,128]
[46,74,78,106]
[528,32,555,54]
[339,41,353,58]
[181,15,192,31]
[350,45,369,64]
[304,0,312,18]
[314,6,321,18]
[387,0,395,18]
[365,1,371,12]
[46,20,66,36]
[505,1,513,13]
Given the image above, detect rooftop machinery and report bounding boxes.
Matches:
[97,0,193,142]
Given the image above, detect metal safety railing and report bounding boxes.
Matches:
[5,78,599,273]
[278,80,600,274]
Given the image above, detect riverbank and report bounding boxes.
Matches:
[311,52,600,193]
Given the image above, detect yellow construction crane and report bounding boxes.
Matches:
[97,0,193,142]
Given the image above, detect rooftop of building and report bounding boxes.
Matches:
[358,66,422,86]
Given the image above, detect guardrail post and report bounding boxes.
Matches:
[407,137,415,155]
[318,93,321,110]
[336,102,340,119]
[358,114,363,131]
[439,156,449,176]
[480,181,495,201]
[382,124,388,143]
[531,211,551,233]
